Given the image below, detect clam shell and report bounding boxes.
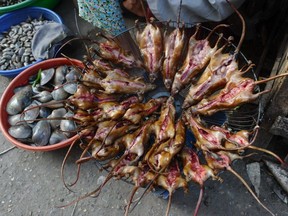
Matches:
[6,85,33,115]
[48,108,67,129]
[40,68,55,86]
[49,131,67,145]
[23,100,40,122]
[33,90,53,103]
[39,107,52,118]
[32,120,51,146]
[54,65,67,85]
[66,67,81,81]
[8,124,32,139]
[63,83,77,94]
[60,112,77,137]
[8,114,24,126]
[51,85,69,101]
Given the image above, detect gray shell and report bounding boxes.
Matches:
[32,120,51,146]
[6,85,33,115]
[49,131,67,145]
[40,68,55,86]
[8,124,32,139]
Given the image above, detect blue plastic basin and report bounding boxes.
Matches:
[0,7,63,78]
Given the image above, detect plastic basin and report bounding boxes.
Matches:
[0,0,61,15]
[0,6,64,78]
[31,0,61,9]
[0,58,84,151]
[0,0,38,15]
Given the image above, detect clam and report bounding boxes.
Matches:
[6,85,33,115]
[60,111,77,137]
[39,107,52,118]
[32,90,53,103]
[32,120,51,146]
[8,124,32,139]
[54,65,67,85]
[8,114,24,126]
[63,83,78,94]
[65,67,82,81]
[49,131,68,145]
[23,100,40,122]
[40,68,55,86]
[51,85,69,101]
[48,108,67,129]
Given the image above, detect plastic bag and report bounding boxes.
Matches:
[32,22,73,60]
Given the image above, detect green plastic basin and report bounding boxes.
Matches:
[0,0,61,15]
[0,0,37,15]
[31,0,61,9]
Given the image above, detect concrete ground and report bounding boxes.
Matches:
[0,0,287,216]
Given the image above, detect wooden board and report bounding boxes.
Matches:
[254,33,288,149]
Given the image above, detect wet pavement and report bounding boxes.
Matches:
[0,0,287,215]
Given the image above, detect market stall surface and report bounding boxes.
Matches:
[0,0,287,216]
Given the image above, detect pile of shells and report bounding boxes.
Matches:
[0,16,56,70]
[0,0,25,7]
[6,64,81,146]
